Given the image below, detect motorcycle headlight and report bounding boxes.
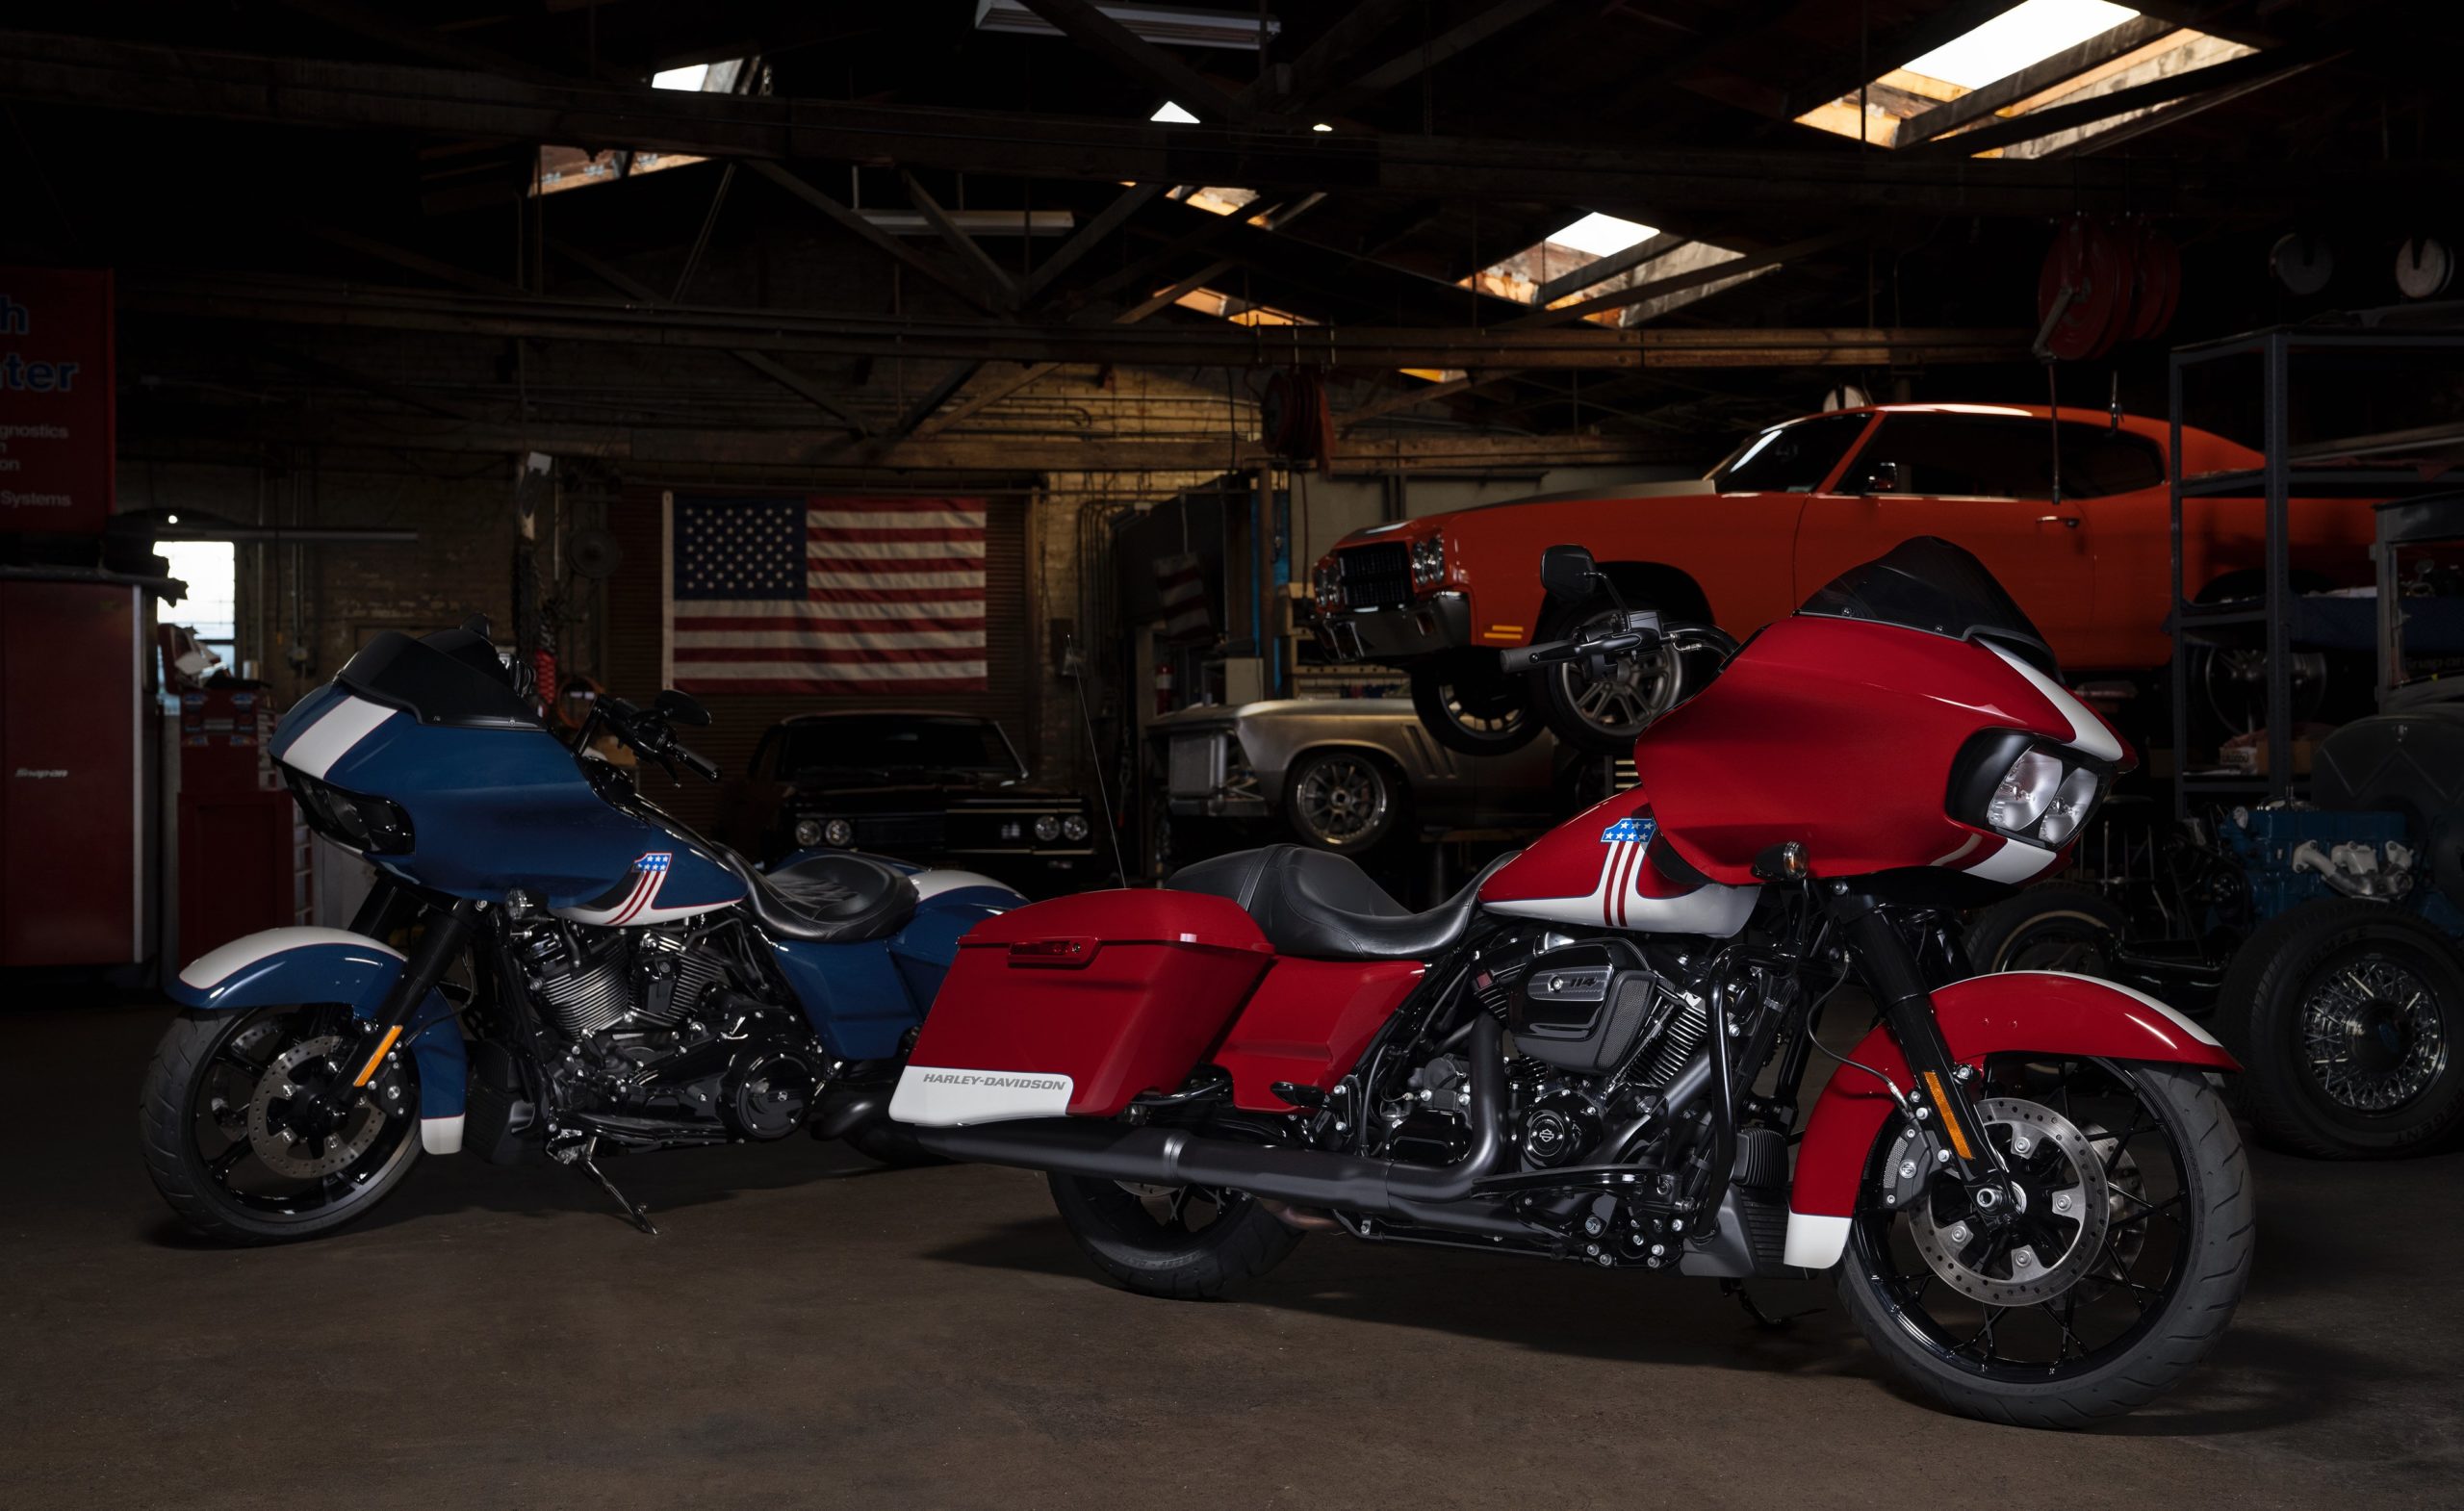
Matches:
[1061,814,1090,841]
[1410,536,1446,591]
[284,771,415,856]
[822,818,856,848]
[793,818,825,849]
[1034,815,1062,842]
[1949,731,2115,850]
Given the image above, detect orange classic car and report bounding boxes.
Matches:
[1310,402,2375,754]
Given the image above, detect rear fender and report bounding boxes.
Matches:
[1783,971,2236,1269]
[169,927,469,1154]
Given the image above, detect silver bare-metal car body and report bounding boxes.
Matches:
[1153,697,1558,850]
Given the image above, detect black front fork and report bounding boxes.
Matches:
[1831,892,2014,1200]
[342,887,480,1089]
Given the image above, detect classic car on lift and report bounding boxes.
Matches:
[1150,695,1560,857]
[1312,402,2377,756]
[714,710,1102,897]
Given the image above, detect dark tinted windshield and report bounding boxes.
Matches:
[1709,412,1871,494]
[336,627,536,730]
[1837,413,2165,499]
[774,716,1023,779]
[1797,537,2057,672]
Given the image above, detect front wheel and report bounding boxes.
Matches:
[1835,1056,2251,1427]
[1048,1173,1302,1298]
[1527,600,1683,756]
[140,1004,424,1244]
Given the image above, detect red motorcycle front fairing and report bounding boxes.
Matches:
[1781,971,2239,1268]
[891,890,1273,1124]
[1634,615,2127,888]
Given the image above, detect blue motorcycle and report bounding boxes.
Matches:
[141,619,1022,1242]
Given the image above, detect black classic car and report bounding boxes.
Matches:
[714,711,1103,896]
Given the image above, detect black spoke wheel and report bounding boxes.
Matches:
[1836,1055,2251,1427]
[2217,899,2464,1158]
[1048,1171,1302,1298]
[1965,883,2131,978]
[1409,657,1541,756]
[141,1003,424,1244]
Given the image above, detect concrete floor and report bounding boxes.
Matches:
[5,1000,2460,1511]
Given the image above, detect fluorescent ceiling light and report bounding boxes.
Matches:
[1310,122,1332,133]
[1905,0,2139,90]
[1549,213,1659,257]
[860,210,1077,237]
[976,1,1279,51]
[652,64,709,91]
[1150,100,1200,123]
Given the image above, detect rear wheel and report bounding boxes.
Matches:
[1048,1173,1302,1298]
[1965,883,2130,977]
[140,1004,424,1244]
[2215,900,2464,1158]
[1409,657,1541,756]
[1835,1056,2251,1427]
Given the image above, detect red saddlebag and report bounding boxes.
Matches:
[904,890,1274,1118]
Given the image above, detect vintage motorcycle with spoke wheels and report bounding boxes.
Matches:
[141,619,1021,1243]
[881,539,2252,1426]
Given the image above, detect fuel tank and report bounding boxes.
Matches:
[1479,787,1758,935]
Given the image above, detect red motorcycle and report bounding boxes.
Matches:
[886,539,2252,1426]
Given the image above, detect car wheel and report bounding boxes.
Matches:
[1409,658,1542,756]
[1527,600,1683,757]
[2214,899,2464,1158]
[1965,883,2132,977]
[1284,749,1402,852]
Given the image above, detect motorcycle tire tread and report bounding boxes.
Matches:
[1835,1063,2253,1429]
[2214,900,2464,1160]
[1047,1173,1304,1300]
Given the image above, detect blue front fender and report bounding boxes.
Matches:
[170,927,468,1149]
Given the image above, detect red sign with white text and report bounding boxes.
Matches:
[0,267,116,534]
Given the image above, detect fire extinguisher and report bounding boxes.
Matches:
[1153,659,1174,716]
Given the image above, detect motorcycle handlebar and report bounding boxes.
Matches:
[675,745,721,782]
[1501,622,1738,676]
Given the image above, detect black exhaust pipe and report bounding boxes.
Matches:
[909,1015,1509,1220]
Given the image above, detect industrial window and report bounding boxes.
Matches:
[159,539,238,671]
[1842,415,2165,499]
[1709,412,1872,495]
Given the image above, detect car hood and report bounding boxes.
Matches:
[1330,476,1716,549]
[1149,698,1419,733]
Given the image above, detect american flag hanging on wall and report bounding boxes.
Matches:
[661,493,989,694]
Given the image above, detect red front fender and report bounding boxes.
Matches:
[1780,971,2237,1269]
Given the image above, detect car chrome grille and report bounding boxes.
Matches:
[1168,734,1227,797]
[855,813,944,850]
[1336,542,1412,609]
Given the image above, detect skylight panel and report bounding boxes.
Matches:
[652,64,711,91]
[1904,0,2138,90]
[1549,213,1659,258]
[1150,100,1200,123]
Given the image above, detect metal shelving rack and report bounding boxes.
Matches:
[2167,325,2464,819]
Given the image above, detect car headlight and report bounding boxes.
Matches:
[793,818,825,848]
[1062,814,1090,841]
[1034,815,1062,842]
[1951,731,2114,850]
[1313,561,1342,609]
[1410,536,1445,591]
[823,818,856,848]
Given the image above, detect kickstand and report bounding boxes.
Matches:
[1724,1279,1819,1330]
[574,1134,659,1235]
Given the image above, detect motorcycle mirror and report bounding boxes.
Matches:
[1539,544,1602,602]
[654,688,713,727]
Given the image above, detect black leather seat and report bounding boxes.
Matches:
[1166,844,1514,961]
[719,849,918,943]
